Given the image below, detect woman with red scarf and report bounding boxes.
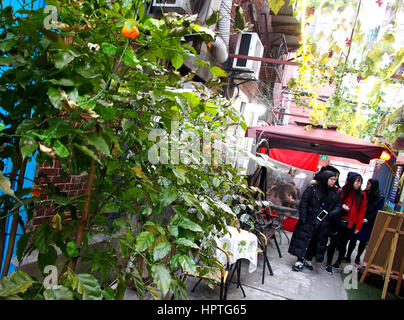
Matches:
[326,172,367,273]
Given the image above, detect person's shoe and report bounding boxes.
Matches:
[333,261,341,269]
[325,265,333,274]
[342,256,351,263]
[292,261,304,271]
[355,257,361,265]
[303,259,313,270]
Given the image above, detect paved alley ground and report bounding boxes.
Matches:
[124,230,349,300]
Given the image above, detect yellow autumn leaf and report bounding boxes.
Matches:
[132,167,144,178]
[51,213,63,231]
[318,53,329,65]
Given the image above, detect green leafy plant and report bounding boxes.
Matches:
[0,0,261,299]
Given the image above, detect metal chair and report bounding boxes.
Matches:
[240,214,274,284]
[252,203,283,258]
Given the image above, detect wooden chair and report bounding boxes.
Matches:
[183,247,231,300]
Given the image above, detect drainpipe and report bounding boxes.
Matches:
[211,0,233,64]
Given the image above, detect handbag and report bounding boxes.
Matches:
[340,198,353,228]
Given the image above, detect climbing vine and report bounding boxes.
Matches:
[272,0,403,147]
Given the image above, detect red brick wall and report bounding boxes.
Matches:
[27,161,88,230]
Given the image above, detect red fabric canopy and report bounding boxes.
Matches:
[268,148,319,171]
[246,123,384,164]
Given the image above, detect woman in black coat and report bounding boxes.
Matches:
[288,170,341,271]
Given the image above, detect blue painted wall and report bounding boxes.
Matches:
[0,0,45,276]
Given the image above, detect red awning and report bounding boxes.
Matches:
[245,123,385,164]
[269,148,319,171]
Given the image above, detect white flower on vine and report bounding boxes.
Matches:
[87,43,100,52]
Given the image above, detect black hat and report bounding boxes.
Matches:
[347,172,361,181]
[318,170,337,183]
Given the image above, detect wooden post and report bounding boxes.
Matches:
[382,232,399,299]
[1,157,28,278]
[395,254,404,296]
[70,157,96,272]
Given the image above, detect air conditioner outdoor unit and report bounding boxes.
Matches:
[152,0,192,14]
[232,32,264,80]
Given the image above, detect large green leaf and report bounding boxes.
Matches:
[15,119,37,135]
[209,66,227,77]
[19,137,38,159]
[66,241,79,258]
[159,188,178,207]
[48,86,62,109]
[76,274,102,300]
[171,53,183,70]
[153,242,171,262]
[123,48,140,67]
[151,264,172,297]
[175,238,199,249]
[76,65,102,78]
[215,200,234,215]
[48,78,75,86]
[43,286,74,300]
[178,255,196,275]
[100,202,119,213]
[86,132,111,157]
[60,268,102,300]
[49,194,72,205]
[101,42,117,56]
[54,140,70,157]
[16,233,30,263]
[135,231,154,252]
[0,271,34,297]
[0,34,18,52]
[121,186,143,201]
[102,287,115,300]
[172,167,188,183]
[38,246,58,273]
[53,51,76,69]
[176,216,203,232]
[33,222,52,254]
[268,0,285,15]
[74,143,102,165]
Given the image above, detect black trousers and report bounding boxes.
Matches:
[298,226,319,262]
[326,222,355,265]
[347,233,368,260]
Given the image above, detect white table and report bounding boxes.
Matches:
[215,226,258,273]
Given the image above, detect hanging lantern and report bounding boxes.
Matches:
[380,150,391,161]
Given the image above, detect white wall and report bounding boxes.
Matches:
[225,91,266,173]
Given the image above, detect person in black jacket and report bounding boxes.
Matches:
[313,165,341,189]
[288,170,341,271]
[344,179,383,264]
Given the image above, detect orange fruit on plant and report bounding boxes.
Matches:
[203,145,211,152]
[121,25,139,39]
